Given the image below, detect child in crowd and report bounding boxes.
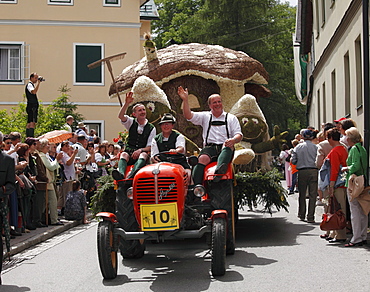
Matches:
[64,180,90,224]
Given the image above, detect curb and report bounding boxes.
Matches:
[5,213,94,258]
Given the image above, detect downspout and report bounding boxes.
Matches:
[363,0,369,176]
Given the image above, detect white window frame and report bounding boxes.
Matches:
[103,0,120,7]
[0,41,27,85]
[0,0,17,4]
[73,43,104,86]
[48,0,74,6]
[83,120,105,140]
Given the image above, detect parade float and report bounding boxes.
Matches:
[91,36,288,217]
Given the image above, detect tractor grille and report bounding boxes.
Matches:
[136,176,179,204]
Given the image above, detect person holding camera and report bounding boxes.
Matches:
[25,72,44,137]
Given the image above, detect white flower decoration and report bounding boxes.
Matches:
[134,61,145,72]
[207,45,224,51]
[193,51,207,57]
[225,52,237,59]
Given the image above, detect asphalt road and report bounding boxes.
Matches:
[1,188,370,291]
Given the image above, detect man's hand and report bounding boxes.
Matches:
[125,91,134,104]
[132,149,142,160]
[178,86,188,101]
[224,138,236,148]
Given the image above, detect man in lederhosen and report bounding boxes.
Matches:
[25,72,43,137]
[112,92,156,180]
[178,86,242,185]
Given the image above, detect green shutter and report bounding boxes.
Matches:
[75,45,102,83]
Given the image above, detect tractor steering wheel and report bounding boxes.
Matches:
[153,151,186,163]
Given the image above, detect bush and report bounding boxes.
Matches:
[234,168,289,214]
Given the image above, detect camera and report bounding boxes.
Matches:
[38,76,45,82]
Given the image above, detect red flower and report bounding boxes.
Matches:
[113,138,119,143]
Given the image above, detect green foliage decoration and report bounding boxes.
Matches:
[234,168,289,214]
[90,174,116,216]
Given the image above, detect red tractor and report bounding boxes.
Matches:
[96,152,236,278]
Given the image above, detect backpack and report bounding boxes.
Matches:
[285,151,292,163]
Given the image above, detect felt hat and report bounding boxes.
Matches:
[159,113,176,125]
[78,122,85,128]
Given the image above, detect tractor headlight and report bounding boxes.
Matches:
[126,187,133,200]
[193,185,205,197]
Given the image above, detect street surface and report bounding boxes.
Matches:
[2,184,369,291]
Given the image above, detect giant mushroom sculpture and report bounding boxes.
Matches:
[110,43,271,147]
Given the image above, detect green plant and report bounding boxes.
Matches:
[234,168,289,214]
[90,174,116,216]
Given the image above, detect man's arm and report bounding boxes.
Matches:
[178,86,193,120]
[118,92,134,123]
[29,80,41,95]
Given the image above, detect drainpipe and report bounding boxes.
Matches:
[363,0,369,172]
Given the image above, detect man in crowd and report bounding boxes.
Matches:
[0,131,16,285]
[291,129,318,223]
[112,91,156,180]
[63,115,74,133]
[25,72,43,137]
[177,86,242,184]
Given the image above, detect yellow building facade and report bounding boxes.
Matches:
[0,0,157,141]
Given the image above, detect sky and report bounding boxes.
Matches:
[286,0,298,7]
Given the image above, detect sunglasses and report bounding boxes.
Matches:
[6,142,12,145]
[33,143,37,145]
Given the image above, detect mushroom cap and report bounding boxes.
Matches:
[109,43,269,98]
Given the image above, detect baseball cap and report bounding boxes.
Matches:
[302,129,314,139]
[334,117,346,123]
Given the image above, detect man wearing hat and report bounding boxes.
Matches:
[291,129,319,223]
[112,92,156,180]
[75,122,89,140]
[151,113,190,171]
[178,86,242,184]
[0,131,16,284]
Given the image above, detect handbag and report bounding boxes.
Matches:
[320,196,347,231]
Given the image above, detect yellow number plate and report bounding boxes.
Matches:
[140,203,179,231]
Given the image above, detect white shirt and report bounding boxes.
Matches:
[189,111,242,146]
[74,142,88,163]
[151,132,186,158]
[121,116,156,147]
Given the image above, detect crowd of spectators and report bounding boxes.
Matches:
[282,117,369,247]
[0,123,122,241]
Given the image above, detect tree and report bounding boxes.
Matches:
[0,84,84,138]
[152,0,306,139]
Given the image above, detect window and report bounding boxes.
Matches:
[344,52,350,116]
[355,36,362,109]
[74,43,104,86]
[0,0,17,3]
[48,0,73,5]
[0,44,22,82]
[331,70,336,120]
[103,0,120,7]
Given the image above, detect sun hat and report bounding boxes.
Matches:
[334,117,346,123]
[78,122,85,128]
[302,129,314,140]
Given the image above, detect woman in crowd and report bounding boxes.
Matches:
[95,144,111,176]
[38,139,64,225]
[58,141,78,216]
[288,139,299,195]
[279,143,292,190]
[339,118,356,148]
[64,180,89,224]
[342,127,368,247]
[325,128,348,243]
